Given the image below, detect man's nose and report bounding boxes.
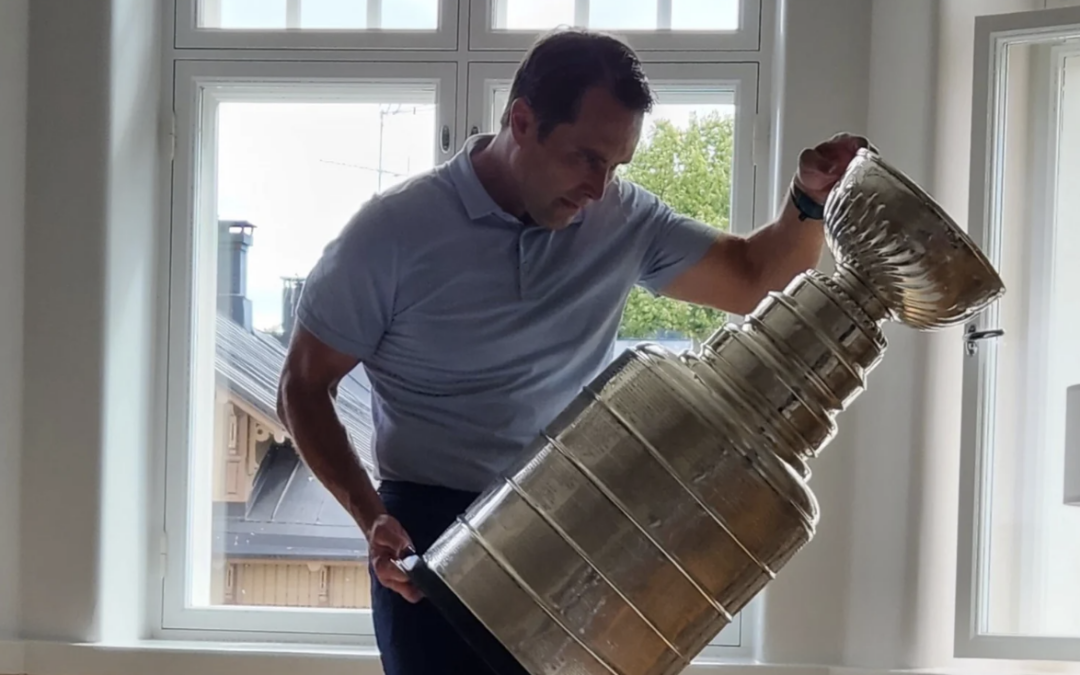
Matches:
[583,169,610,201]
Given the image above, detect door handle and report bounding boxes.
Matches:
[965,324,1004,356]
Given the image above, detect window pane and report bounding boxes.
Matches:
[494,0,574,30]
[617,91,735,348]
[488,86,509,132]
[492,0,740,31]
[977,40,1080,638]
[200,0,439,30]
[209,0,287,29]
[191,93,437,610]
[671,0,738,31]
[301,0,367,28]
[589,0,656,31]
[382,0,439,28]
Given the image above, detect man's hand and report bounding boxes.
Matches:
[794,132,874,204]
[368,514,423,604]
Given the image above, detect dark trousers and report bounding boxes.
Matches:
[371,480,497,675]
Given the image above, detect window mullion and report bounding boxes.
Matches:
[368,0,381,30]
[657,0,672,30]
[286,0,302,29]
[574,0,589,28]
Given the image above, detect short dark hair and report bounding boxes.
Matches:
[500,28,655,140]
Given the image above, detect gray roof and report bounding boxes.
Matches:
[215,313,375,473]
[214,313,373,560]
[214,444,367,560]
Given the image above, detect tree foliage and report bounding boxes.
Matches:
[618,111,735,343]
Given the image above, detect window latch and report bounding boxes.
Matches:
[965,323,1005,356]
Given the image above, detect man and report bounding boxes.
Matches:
[277,27,868,675]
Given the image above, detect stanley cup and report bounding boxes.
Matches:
[398,148,1006,675]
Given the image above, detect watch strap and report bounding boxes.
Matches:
[790,183,825,221]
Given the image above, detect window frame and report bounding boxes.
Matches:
[467,0,762,52]
[956,4,1080,663]
[159,0,773,657]
[161,57,458,640]
[173,0,462,51]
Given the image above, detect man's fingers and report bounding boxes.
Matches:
[372,557,423,603]
[373,556,409,583]
[798,147,835,175]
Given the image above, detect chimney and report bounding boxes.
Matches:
[218,220,255,331]
[281,276,305,344]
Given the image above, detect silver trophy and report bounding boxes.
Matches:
[399,148,1006,675]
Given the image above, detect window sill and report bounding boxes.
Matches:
[6,640,1080,675]
[6,639,820,675]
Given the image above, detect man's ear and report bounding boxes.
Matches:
[508,98,536,145]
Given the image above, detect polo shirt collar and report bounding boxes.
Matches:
[448,133,586,227]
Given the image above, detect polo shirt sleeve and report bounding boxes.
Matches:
[631,182,722,295]
[294,198,397,361]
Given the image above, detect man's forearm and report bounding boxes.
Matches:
[743,190,826,297]
[278,382,386,537]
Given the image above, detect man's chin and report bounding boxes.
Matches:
[540,215,574,231]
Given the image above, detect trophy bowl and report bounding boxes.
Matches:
[397,149,1006,675]
[824,148,1005,329]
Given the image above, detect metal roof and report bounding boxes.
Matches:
[214,314,373,561]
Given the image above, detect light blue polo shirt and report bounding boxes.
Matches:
[296,134,720,493]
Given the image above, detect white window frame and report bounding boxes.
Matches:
[161,57,457,641]
[956,4,1080,663]
[159,0,773,658]
[174,0,462,50]
[468,0,762,52]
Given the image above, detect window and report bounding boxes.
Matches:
[162,0,767,657]
[174,0,460,49]
[470,0,760,50]
[165,60,456,637]
[957,4,1080,662]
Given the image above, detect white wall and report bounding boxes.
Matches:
[757,0,870,666]
[0,0,28,644]
[20,0,162,644]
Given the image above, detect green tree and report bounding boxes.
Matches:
[618,111,735,344]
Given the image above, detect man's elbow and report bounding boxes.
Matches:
[276,367,295,431]
[276,361,312,432]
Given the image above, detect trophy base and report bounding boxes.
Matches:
[400,554,532,675]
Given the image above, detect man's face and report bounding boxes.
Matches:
[508,86,643,230]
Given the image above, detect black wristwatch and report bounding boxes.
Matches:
[790,183,824,221]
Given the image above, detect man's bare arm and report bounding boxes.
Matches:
[277,326,421,601]
[276,325,385,536]
[661,133,869,315]
[660,195,824,315]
